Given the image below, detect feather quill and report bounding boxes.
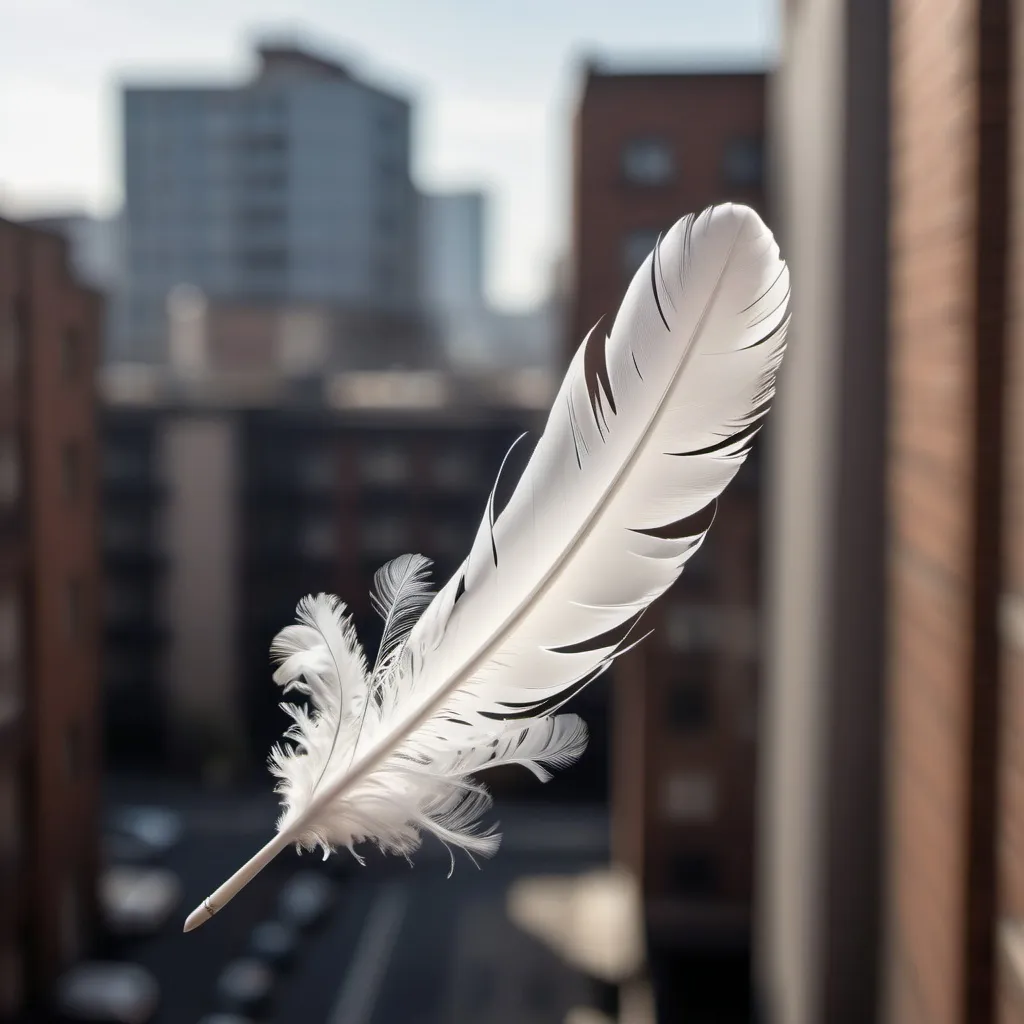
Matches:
[183,202,790,931]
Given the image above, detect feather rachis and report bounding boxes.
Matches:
[183,204,791,931]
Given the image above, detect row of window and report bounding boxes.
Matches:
[0,576,85,659]
[0,436,84,508]
[0,313,84,382]
[247,445,483,492]
[246,514,473,561]
[620,136,763,188]
[357,446,481,489]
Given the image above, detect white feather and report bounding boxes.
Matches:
[184,203,790,929]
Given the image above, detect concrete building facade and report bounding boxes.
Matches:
[418,191,486,315]
[119,43,419,363]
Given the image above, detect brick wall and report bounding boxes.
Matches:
[570,68,767,939]
[998,0,1024,1019]
[0,220,102,1004]
[887,0,1010,1021]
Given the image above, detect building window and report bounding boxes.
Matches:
[105,581,145,623]
[722,137,763,188]
[60,877,82,965]
[622,229,661,281]
[0,943,24,1017]
[65,719,83,779]
[0,434,19,507]
[621,138,675,186]
[0,586,19,668]
[359,445,409,487]
[430,521,470,558]
[66,579,83,640]
[662,772,718,823]
[0,310,20,379]
[362,515,409,556]
[670,852,718,896]
[103,515,148,552]
[0,585,20,723]
[300,451,335,492]
[102,446,148,483]
[664,604,758,658]
[0,592,18,665]
[0,768,19,865]
[61,327,82,380]
[239,247,287,272]
[667,676,712,732]
[61,442,81,502]
[302,519,336,560]
[432,449,476,491]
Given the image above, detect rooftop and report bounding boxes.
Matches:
[99,364,555,417]
[255,42,352,83]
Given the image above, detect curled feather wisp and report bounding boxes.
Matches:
[183,203,791,932]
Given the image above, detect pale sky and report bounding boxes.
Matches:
[0,0,776,310]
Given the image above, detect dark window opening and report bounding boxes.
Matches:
[722,137,763,188]
[622,138,675,186]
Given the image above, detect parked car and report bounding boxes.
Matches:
[100,866,182,937]
[53,962,159,1023]
[103,807,183,865]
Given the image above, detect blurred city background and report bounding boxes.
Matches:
[0,0,1019,1022]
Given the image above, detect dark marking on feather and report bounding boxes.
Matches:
[656,230,674,310]
[748,285,791,330]
[741,262,787,314]
[582,319,616,437]
[478,670,601,722]
[650,232,670,331]
[568,391,590,463]
[668,419,762,459]
[742,307,791,352]
[631,499,717,541]
[631,351,643,380]
[740,395,774,427]
[548,608,646,656]
[454,573,467,606]
[528,663,612,717]
[492,431,533,524]
[565,395,583,469]
[486,431,530,567]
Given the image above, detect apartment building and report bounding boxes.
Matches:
[0,218,102,1014]
[568,62,768,1017]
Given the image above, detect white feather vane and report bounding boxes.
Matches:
[183,203,791,931]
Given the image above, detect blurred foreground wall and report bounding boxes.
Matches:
[760,0,1024,1022]
[757,0,890,1021]
[0,219,102,1015]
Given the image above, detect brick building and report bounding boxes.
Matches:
[758,0,1024,1022]
[0,219,102,1014]
[98,367,602,795]
[568,63,768,1013]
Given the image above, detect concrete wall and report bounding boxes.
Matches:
[758,2,845,1019]
[758,0,890,1020]
[160,415,242,773]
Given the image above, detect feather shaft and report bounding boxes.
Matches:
[184,203,791,930]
